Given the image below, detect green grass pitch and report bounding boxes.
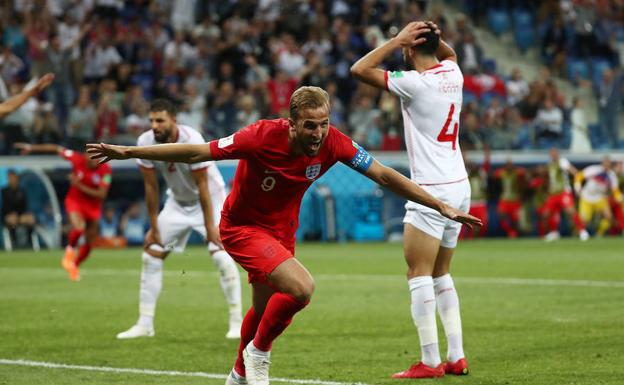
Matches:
[1,239,623,385]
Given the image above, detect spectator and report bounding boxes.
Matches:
[541,16,569,77]
[119,201,145,246]
[506,68,530,107]
[266,69,298,117]
[348,94,381,148]
[455,31,483,73]
[207,81,237,137]
[569,97,592,152]
[67,87,97,149]
[459,112,484,150]
[1,170,36,248]
[0,46,25,83]
[33,102,61,144]
[535,97,563,140]
[236,94,260,130]
[99,205,120,239]
[597,68,622,147]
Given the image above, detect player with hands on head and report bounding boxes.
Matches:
[87,86,480,385]
[351,20,471,378]
[115,98,243,341]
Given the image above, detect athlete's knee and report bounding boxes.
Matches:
[288,277,315,303]
[145,244,168,259]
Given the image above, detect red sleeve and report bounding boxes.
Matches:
[60,148,79,163]
[209,122,260,160]
[99,164,112,187]
[330,126,358,164]
[494,169,503,178]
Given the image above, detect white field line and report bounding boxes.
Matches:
[1,267,623,288]
[0,358,375,385]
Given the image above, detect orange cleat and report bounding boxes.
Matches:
[444,358,469,375]
[68,263,80,282]
[61,246,75,272]
[391,362,445,379]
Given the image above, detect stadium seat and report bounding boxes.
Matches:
[488,9,510,35]
[566,58,590,82]
[512,10,533,29]
[514,26,534,51]
[590,58,612,88]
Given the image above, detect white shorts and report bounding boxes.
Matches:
[403,179,471,249]
[158,188,226,253]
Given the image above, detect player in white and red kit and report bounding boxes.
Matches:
[115,99,242,340]
[87,86,480,385]
[352,21,470,378]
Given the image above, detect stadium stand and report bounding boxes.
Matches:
[0,0,622,245]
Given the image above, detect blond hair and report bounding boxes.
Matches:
[289,86,330,120]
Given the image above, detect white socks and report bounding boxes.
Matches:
[408,276,441,367]
[138,252,163,329]
[211,249,242,323]
[434,274,464,362]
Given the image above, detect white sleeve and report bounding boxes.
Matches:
[135,134,154,169]
[386,70,425,101]
[559,158,571,171]
[608,171,619,190]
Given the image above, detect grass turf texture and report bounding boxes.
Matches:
[1,239,623,385]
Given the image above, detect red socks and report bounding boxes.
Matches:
[252,293,308,352]
[234,307,261,377]
[75,244,91,266]
[68,229,84,247]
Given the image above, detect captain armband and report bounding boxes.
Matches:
[348,145,374,174]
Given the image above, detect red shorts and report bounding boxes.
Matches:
[497,199,522,217]
[544,191,575,213]
[469,202,488,222]
[65,198,101,222]
[220,219,294,285]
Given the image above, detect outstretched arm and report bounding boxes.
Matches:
[364,160,481,227]
[86,142,213,164]
[351,21,431,89]
[0,73,55,118]
[14,142,64,155]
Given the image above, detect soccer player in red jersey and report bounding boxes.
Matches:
[494,159,525,238]
[87,86,480,385]
[15,143,111,281]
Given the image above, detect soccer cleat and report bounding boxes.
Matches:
[68,263,80,282]
[61,246,75,272]
[225,369,248,385]
[391,362,445,379]
[444,358,469,375]
[116,324,155,339]
[544,231,560,242]
[242,342,270,385]
[226,321,242,339]
[579,229,590,241]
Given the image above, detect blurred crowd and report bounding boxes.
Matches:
[463,0,623,149]
[0,0,622,155]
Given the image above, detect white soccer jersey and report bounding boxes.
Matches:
[386,60,467,185]
[136,124,226,203]
[580,165,618,203]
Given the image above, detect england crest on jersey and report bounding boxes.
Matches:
[305,163,321,180]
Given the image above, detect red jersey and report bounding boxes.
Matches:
[209,119,367,243]
[61,149,111,208]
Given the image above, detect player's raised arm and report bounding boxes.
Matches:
[364,160,482,228]
[86,142,212,164]
[0,73,55,118]
[350,21,431,89]
[14,142,64,155]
